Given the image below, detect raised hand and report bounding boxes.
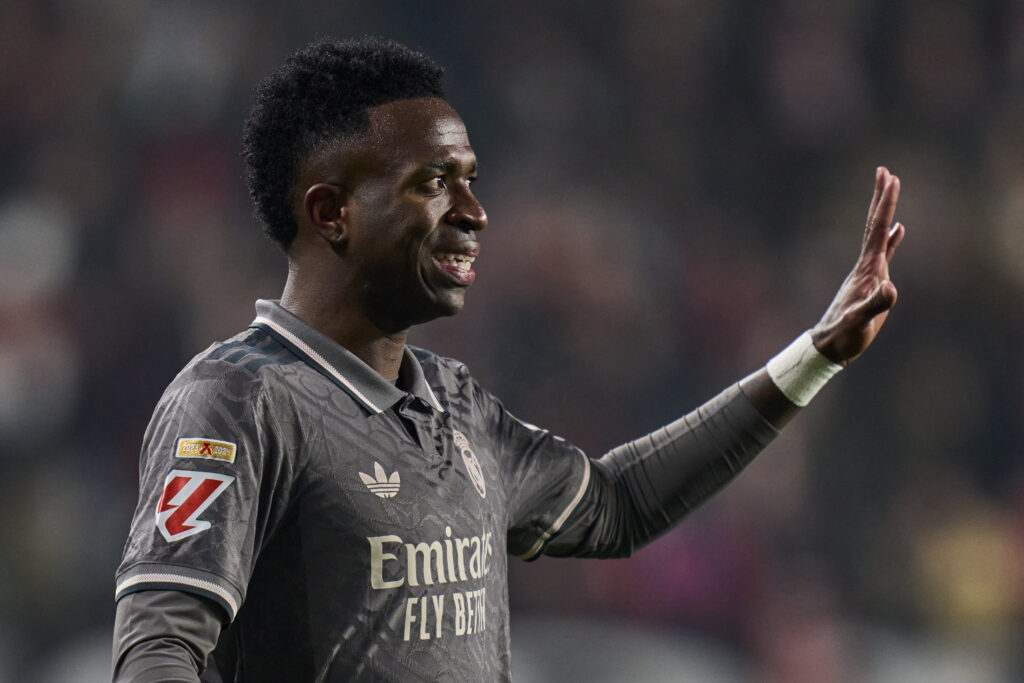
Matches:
[810,167,905,365]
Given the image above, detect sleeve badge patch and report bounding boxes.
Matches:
[155,470,235,542]
[176,437,236,463]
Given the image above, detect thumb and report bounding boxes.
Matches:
[854,280,898,320]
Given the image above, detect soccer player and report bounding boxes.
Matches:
[112,38,904,682]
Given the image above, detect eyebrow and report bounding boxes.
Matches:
[423,158,477,175]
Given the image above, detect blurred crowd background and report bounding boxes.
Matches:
[1,0,1023,681]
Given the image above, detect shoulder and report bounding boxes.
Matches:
[162,327,303,410]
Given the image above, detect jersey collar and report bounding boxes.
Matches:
[250,299,445,415]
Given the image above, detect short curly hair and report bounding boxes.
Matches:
[242,37,445,250]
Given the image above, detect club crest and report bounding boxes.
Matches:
[453,429,486,498]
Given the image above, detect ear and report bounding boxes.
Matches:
[303,183,349,248]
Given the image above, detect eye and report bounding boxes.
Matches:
[421,176,446,193]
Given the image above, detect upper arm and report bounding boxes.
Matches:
[115,362,299,620]
[474,381,591,560]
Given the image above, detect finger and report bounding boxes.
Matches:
[864,167,888,245]
[885,222,905,263]
[866,175,900,253]
[854,279,898,320]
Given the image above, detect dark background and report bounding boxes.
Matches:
[1,0,1022,681]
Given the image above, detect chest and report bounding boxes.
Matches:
[241,389,511,676]
[294,395,504,554]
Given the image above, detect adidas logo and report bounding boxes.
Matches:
[359,462,401,499]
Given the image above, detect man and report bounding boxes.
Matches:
[113,37,904,682]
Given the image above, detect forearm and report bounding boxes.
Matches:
[113,590,224,683]
[546,378,779,558]
[113,638,203,683]
[542,329,849,558]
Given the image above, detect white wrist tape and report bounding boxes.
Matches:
[766,331,842,407]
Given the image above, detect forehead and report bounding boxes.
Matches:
[359,97,473,170]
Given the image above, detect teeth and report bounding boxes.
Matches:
[436,253,475,271]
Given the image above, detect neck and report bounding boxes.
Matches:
[280,269,409,379]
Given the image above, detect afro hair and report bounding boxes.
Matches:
[242,37,445,250]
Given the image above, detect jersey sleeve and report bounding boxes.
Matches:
[115,359,298,621]
[112,590,223,683]
[542,382,780,559]
[472,381,591,561]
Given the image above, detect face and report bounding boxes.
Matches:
[327,97,487,331]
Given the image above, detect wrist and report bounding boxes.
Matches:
[766,331,843,407]
[809,325,848,366]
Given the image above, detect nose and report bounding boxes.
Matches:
[446,183,487,232]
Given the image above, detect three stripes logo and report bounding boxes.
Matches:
[359,462,401,499]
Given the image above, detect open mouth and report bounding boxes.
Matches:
[432,251,477,285]
[435,252,475,272]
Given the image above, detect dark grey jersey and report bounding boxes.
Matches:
[116,300,590,682]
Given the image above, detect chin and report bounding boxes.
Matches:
[424,296,466,321]
[439,290,468,315]
[393,294,465,329]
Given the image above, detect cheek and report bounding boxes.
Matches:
[402,206,445,248]
[374,219,434,275]
[356,194,442,261]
